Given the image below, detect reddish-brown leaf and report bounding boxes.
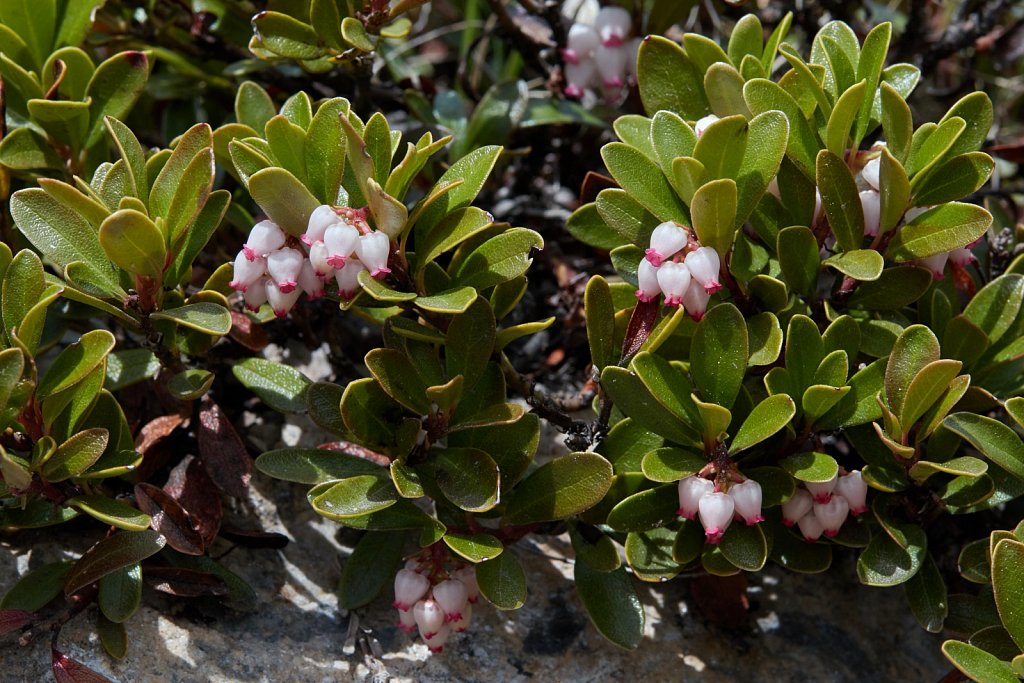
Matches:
[164,456,222,548]
[579,171,617,204]
[0,609,34,634]
[133,413,187,454]
[620,298,659,363]
[987,140,1024,164]
[52,647,114,683]
[134,483,204,556]
[218,526,289,549]
[142,567,228,597]
[197,400,251,498]
[228,311,269,352]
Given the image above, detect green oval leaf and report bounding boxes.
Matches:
[66,495,151,531]
[780,452,839,483]
[309,475,399,519]
[233,358,312,414]
[729,394,796,454]
[64,530,166,596]
[504,452,613,524]
[476,552,526,610]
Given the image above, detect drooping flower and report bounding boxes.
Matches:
[728,479,764,525]
[563,23,599,64]
[242,220,285,261]
[694,114,719,138]
[308,241,334,279]
[860,190,881,237]
[324,222,359,268]
[813,495,850,537]
[594,6,630,47]
[698,491,735,544]
[413,598,445,640]
[595,44,628,88]
[781,489,813,527]
[452,567,479,604]
[423,625,451,654]
[657,261,692,307]
[229,251,266,292]
[806,473,838,503]
[397,607,418,633]
[917,252,950,280]
[335,259,367,300]
[797,510,825,542]
[432,579,469,623]
[266,280,302,318]
[242,276,269,312]
[685,246,722,294]
[861,157,880,191]
[266,247,304,294]
[835,470,868,516]
[304,204,340,245]
[450,603,473,633]
[298,260,325,300]
[356,231,392,278]
[645,222,688,267]
[635,259,662,303]
[677,476,714,520]
[682,283,711,321]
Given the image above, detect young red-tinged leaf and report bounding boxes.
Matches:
[143,567,229,597]
[52,647,114,683]
[134,482,204,555]
[163,456,221,547]
[0,609,34,634]
[64,531,166,596]
[197,400,252,498]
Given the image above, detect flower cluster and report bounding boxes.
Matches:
[392,562,480,653]
[635,221,722,320]
[228,205,392,317]
[781,470,868,542]
[677,476,763,544]
[562,6,639,102]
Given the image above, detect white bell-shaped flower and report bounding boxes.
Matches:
[432,579,469,622]
[625,37,640,82]
[781,488,813,527]
[335,259,367,299]
[813,495,849,537]
[917,251,950,280]
[565,23,599,63]
[243,220,285,261]
[594,6,630,46]
[698,491,734,544]
[356,231,391,278]
[393,568,430,611]
[242,276,269,312]
[397,607,417,633]
[657,261,692,307]
[266,247,304,293]
[677,476,714,520]
[694,114,719,138]
[564,59,596,98]
[797,510,825,542]
[861,157,880,191]
[728,479,764,525]
[646,222,688,267]
[450,603,472,633]
[806,473,838,503]
[423,625,451,653]
[298,260,325,300]
[266,279,301,318]
[324,222,359,269]
[452,567,479,604]
[635,259,662,303]
[835,470,868,516]
[229,251,266,292]
[304,204,339,245]
[685,246,722,293]
[682,283,711,321]
[860,190,881,237]
[413,598,445,640]
[950,246,975,267]
[813,189,823,224]
[308,241,334,279]
[595,44,628,88]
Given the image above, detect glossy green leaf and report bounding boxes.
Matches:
[606,485,679,532]
[67,496,151,531]
[817,149,864,252]
[691,303,748,409]
[64,531,166,596]
[887,203,992,261]
[602,142,686,223]
[151,303,231,336]
[253,11,323,59]
[504,452,612,524]
[443,533,504,563]
[98,564,142,624]
[914,152,994,206]
[743,78,818,178]
[780,452,839,483]
[942,641,1018,683]
[823,249,884,282]
[255,447,382,485]
[476,552,526,610]
[857,525,927,587]
[992,538,1024,651]
[246,167,320,236]
[98,209,166,279]
[885,325,940,417]
[38,330,115,399]
[337,530,405,609]
[778,226,819,296]
[574,561,644,650]
[233,358,312,414]
[691,179,737,258]
[85,51,151,148]
[729,394,795,454]
[452,228,542,290]
[417,145,502,236]
[825,80,867,157]
[585,275,615,371]
[166,369,215,400]
[963,274,1024,345]
[636,35,709,120]
[625,527,681,581]
[719,523,768,571]
[0,561,72,611]
[309,475,399,519]
[434,447,499,512]
[944,413,1024,481]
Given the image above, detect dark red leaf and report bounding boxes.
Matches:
[142,567,229,597]
[218,525,289,549]
[52,647,114,683]
[229,311,270,352]
[987,140,1024,164]
[620,298,659,363]
[64,531,166,596]
[317,441,390,467]
[690,573,750,628]
[579,171,616,204]
[164,456,222,548]
[134,483,205,556]
[0,609,34,634]
[133,413,187,454]
[197,400,251,498]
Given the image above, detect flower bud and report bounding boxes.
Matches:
[304,204,339,245]
[728,479,764,525]
[694,114,719,138]
[393,568,430,611]
[635,259,662,303]
[432,579,469,623]
[450,603,472,633]
[243,220,285,261]
[298,260,325,300]
[335,259,366,299]
[595,44,627,88]
[861,157,880,191]
[243,276,269,312]
[356,231,391,278]
[324,222,359,268]
[682,283,711,321]
[813,495,849,537]
[452,567,479,604]
[594,6,630,47]
[797,510,825,542]
[835,470,868,516]
[656,261,692,307]
[413,598,445,640]
[677,475,714,520]
[266,279,301,318]
[266,247,304,293]
[308,241,335,279]
[397,607,418,633]
[917,251,949,280]
[685,246,722,294]
[806,473,838,503]
[423,625,451,653]
[565,24,599,63]
[781,488,813,527]
[229,251,266,292]
[646,222,688,267]
[698,491,734,544]
[860,190,881,237]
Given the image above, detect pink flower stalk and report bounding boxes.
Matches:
[324,222,359,268]
[635,259,662,302]
[335,259,366,299]
[229,251,265,292]
[835,470,868,516]
[682,283,711,321]
[781,489,813,527]
[266,247,304,293]
[685,246,722,294]
[728,479,764,525]
[413,599,445,640]
[806,473,838,503]
[356,231,392,278]
[242,220,285,261]
[677,475,714,520]
[657,261,692,307]
[452,567,479,604]
[813,495,850,537]
[797,510,825,542]
[432,579,469,623]
[698,491,735,544]
[645,222,688,266]
[594,6,630,46]
[304,204,339,245]
[266,280,301,318]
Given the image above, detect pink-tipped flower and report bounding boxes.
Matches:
[860,190,881,237]
[450,603,472,633]
[452,567,479,604]
[728,479,764,525]
[694,114,719,138]
[266,247,304,294]
[835,470,868,516]
[861,157,880,191]
[917,252,950,280]
[266,280,301,318]
[304,204,339,245]
[242,220,285,261]
[636,259,662,302]
[243,276,269,312]
[595,44,628,88]
[298,260,325,300]
[646,222,688,266]
[685,246,721,294]
[397,607,418,633]
[657,261,691,307]
[677,475,714,520]
[413,599,445,640]
[781,489,813,527]
[324,222,359,269]
[423,625,450,653]
[594,6,630,46]
[813,495,849,537]
[229,251,266,292]
[564,59,596,98]
[335,259,366,299]
[797,510,825,542]
[308,241,334,279]
[950,246,976,267]
[432,579,469,623]
[698,491,735,544]
[682,282,711,321]
[356,231,391,278]
[806,474,838,503]
[565,24,599,63]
